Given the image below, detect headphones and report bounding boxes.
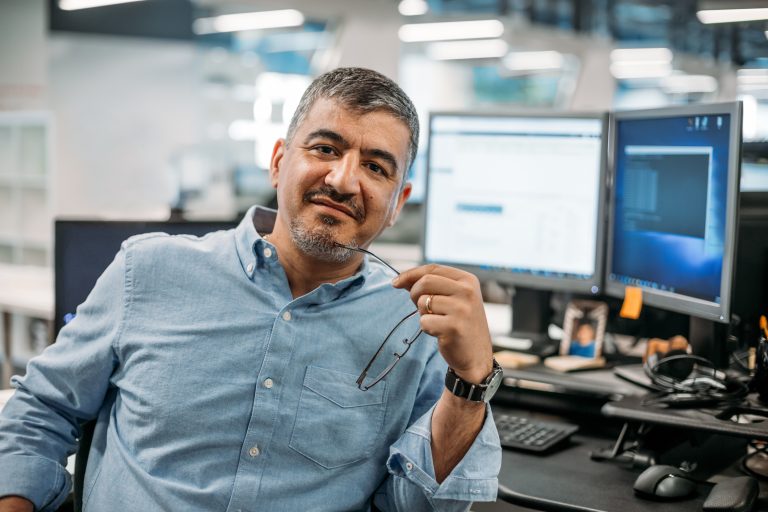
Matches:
[643,353,749,408]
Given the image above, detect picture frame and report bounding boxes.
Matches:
[559,300,609,359]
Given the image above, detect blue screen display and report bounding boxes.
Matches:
[610,113,732,304]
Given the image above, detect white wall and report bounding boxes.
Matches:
[0,0,46,110]
[49,34,205,219]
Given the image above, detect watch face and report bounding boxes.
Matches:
[483,368,503,402]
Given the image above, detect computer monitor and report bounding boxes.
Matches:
[422,112,608,341]
[605,102,742,360]
[54,220,238,336]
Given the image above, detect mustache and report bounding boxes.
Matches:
[303,186,365,222]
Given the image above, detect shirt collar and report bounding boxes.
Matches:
[234,205,275,279]
[234,205,370,296]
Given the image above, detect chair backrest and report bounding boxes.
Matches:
[73,419,96,512]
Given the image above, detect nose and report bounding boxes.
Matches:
[324,153,361,195]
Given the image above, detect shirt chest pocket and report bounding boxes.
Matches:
[289,365,387,469]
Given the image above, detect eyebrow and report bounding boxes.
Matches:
[304,128,401,175]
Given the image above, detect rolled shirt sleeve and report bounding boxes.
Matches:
[0,247,125,510]
[381,403,501,511]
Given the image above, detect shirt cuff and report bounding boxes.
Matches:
[0,454,71,511]
[386,402,501,502]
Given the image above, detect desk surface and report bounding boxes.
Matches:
[500,365,648,402]
[0,263,53,319]
[603,394,768,442]
[494,404,752,512]
[498,439,708,512]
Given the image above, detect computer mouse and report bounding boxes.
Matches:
[633,464,697,500]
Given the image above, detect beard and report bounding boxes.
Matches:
[289,214,358,262]
[288,186,365,262]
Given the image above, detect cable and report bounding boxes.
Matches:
[642,354,749,409]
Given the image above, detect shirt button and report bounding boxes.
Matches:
[405,462,414,471]
[249,445,260,457]
[263,378,274,389]
[246,263,254,273]
[263,247,273,258]
[282,310,292,321]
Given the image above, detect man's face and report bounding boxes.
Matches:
[269,98,412,259]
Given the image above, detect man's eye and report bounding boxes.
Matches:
[313,145,335,155]
[366,163,386,176]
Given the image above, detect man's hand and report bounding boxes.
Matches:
[0,496,34,512]
[393,264,495,483]
[392,264,493,383]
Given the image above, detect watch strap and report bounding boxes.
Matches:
[445,359,502,402]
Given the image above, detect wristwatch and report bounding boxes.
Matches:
[445,359,503,403]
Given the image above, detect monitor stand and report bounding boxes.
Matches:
[503,287,557,357]
[688,316,731,368]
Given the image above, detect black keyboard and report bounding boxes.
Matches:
[495,413,579,453]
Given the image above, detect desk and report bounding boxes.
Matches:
[491,403,764,512]
[604,394,768,441]
[490,365,768,512]
[0,264,53,388]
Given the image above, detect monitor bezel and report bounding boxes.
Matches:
[604,101,743,323]
[420,110,609,294]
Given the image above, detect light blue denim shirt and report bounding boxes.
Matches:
[0,206,501,511]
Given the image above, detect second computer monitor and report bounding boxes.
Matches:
[422,112,608,294]
[605,102,743,324]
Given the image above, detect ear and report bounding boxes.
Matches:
[387,181,412,227]
[269,139,286,189]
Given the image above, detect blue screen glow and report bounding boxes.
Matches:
[610,113,732,304]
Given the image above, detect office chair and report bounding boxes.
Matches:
[72,420,95,512]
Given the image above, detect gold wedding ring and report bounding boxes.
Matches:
[425,294,434,315]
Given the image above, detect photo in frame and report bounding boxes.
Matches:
[559,300,609,359]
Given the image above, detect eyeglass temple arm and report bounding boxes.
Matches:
[356,311,423,391]
[333,243,401,276]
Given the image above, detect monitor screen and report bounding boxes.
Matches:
[54,220,238,335]
[422,112,607,294]
[605,102,742,323]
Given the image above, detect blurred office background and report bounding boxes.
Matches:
[1,0,767,373]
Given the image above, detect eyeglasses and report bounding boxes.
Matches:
[335,243,424,391]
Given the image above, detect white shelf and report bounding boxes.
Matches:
[0,112,53,267]
[0,112,54,385]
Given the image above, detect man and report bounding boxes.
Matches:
[0,67,501,511]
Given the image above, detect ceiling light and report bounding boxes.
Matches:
[503,51,564,71]
[193,9,304,35]
[660,74,718,94]
[610,48,673,63]
[58,0,145,9]
[610,61,672,80]
[738,77,768,86]
[696,8,768,24]
[399,20,504,43]
[398,0,428,16]
[426,39,508,60]
[737,69,768,86]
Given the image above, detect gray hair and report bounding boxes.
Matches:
[286,67,419,180]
